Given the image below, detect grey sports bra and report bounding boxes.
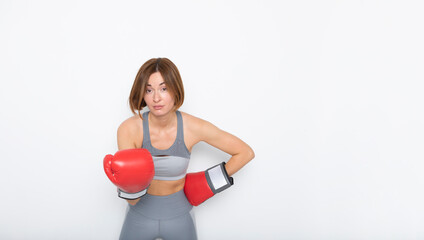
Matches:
[141,111,191,181]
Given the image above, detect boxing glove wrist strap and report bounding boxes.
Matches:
[205,162,234,194]
[117,188,147,200]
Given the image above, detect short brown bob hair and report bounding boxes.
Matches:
[129,57,185,119]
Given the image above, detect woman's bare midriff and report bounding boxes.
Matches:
[147,178,186,196]
[127,178,186,206]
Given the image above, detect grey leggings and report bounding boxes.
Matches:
[119,189,197,240]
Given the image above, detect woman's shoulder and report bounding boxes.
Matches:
[179,111,214,131]
[179,111,222,145]
[117,114,143,147]
[119,114,143,131]
[180,111,204,125]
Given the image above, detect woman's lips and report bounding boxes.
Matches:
[153,105,164,110]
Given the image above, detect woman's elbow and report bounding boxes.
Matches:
[246,146,255,162]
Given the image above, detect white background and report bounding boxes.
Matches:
[1,0,423,239]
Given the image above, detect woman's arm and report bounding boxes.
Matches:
[117,118,141,206]
[193,118,255,176]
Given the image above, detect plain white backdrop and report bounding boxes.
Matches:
[1,0,423,239]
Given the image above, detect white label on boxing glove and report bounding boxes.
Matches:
[207,165,228,191]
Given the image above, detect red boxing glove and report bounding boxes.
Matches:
[184,162,234,206]
[103,148,155,200]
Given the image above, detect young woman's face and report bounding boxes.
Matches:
[144,72,175,116]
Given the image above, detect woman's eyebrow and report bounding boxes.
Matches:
[147,82,166,87]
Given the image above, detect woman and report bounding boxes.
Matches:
[117,57,254,240]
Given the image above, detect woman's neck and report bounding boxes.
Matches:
[148,111,177,129]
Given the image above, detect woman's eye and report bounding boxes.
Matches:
[146,89,152,93]
[161,87,167,92]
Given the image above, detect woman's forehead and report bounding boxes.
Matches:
[147,72,165,86]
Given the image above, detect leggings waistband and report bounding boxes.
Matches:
[129,189,193,220]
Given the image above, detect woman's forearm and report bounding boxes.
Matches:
[225,147,255,176]
[127,198,141,206]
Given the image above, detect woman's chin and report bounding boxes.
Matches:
[148,107,174,116]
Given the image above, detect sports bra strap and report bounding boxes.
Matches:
[142,111,150,143]
[175,111,184,141]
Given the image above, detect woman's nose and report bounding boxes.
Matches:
[153,91,161,102]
